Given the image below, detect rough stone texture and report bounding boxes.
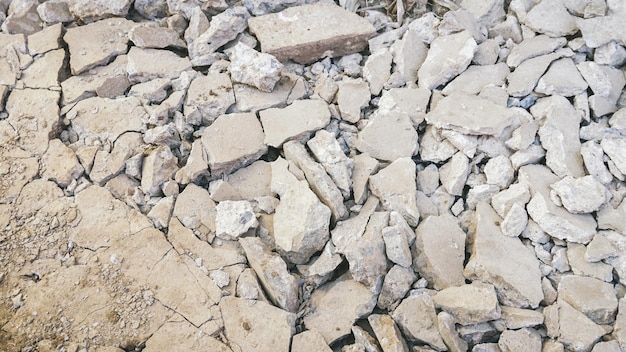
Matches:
[68,0,133,22]
[248,3,376,64]
[127,47,192,83]
[507,52,562,97]
[201,112,267,175]
[439,152,470,196]
[336,78,371,123]
[189,6,250,65]
[535,58,589,97]
[220,296,296,352]
[356,111,418,162]
[418,30,477,90]
[433,282,501,325]
[364,49,392,96]
[498,328,542,352]
[551,176,607,214]
[506,35,567,67]
[500,306,544,330]
[413,214,466,290]
[41,139,84,188]
[368,314,409,352]
[215,200,258,240]
[438,311,469,352]
[307,130,353,199]
[524,0,578,37]
[64,18,134,75]
[464,202,544,308]
[520,165,597,244]
[303,276,377,344]
[558,275,618,325]
[239,237,298,312]
[556,300,606,352]
[291,330,332,352]
[184,72,234,125]
[369,158,420,227]
[141,146,178,196]
[271,157,331,264]
[284,140,348,222]
[260,99,331,147]
[129,25,186,49]
[377,265,416,310]
[601,137,626,176]
[378,87,431,126]
[392,292,446,350]
[426,93,521,137]
[228,43,283,92]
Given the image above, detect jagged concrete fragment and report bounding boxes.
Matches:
[368,314,409,352]
[439,152,470,196]
[228,43,283,92]
[500,202,528,238]
[465,202,543,308]
[239,237,298,312]
[581,141,613,185]
[352,153,379,205]
[506,35,567,67]
[248,2,376,64]
[382,225,412,268]
[184,72,234,126]
[507,52,562,97]
[189,6,250,64]
[390,26,428,84]
[578,15,626,48]
[215,201,258,240]
[303,276,377,344]
[344,212,388,291]
[336,78,370,123]
[351,326,380,352]
[41,139,84,188]
[67,0,132,21]
[551,176,607,214]
[141,146,178,196]
[413,214,466,290]
[68,96,146,144]
[20,48,64,89]
[601,137,626,176]
[392,292,446,350]
[433,282,501,325]
[501,306,544,330]
[369,158,420,227]
[484,155,514,189]
[90,132,143,185]
[271,158,331,264]
[64,18,134,75]
[172,183,217,236]
[364,49,392,95]
[418,30,477,90]
[557,300,606,352]
[567,243,614,282]
[438,311,469,352]
[532,96,585,178]
[220,296,295,352]
[536,58,588,97]
[284,141,348,222]
[356,111,418,162]
[331,196,378,253]
[524,0,578,37]
[377,265,416,310]
[61,55,129,104]
[201,112,266,175]
[307,130,353,199]
[298,241,343,288]
[426,93,520,136]
[519,165,597,244]
[127,47,192,83]
[442,63,509,96]
[378,88,431,126]
[291,330,332,352]
[498,328,542,352]
[129,25,186,49]
[558,275,617,325]
[260,99,330,147]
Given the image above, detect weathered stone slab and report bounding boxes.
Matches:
[356,111,418,162]
[64,18,134,75]
[418,30,477,90]
[248,2,376,64]
[184,72,234,126]
[260,99,330,148]
[425,93,521,136]
[369,158,420,227]
[464,202,544,308]
[433,282,501,325]
[127,47,192,83]
[201,112,267,175]
[519,164,597,244]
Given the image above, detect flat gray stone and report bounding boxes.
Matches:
[418,30,477,90]
[356,111,418,162]
[248,2,376,64]
[369,158,420,227]
[425,93,521,136]
[260,99,330,147]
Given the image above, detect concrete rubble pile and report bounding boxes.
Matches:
[1,0,626,351]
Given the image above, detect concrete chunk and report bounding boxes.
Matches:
[228,43,283,93]
[551,176,608,214]
[413,214,466,290]
[260,99,331,148]
[336,78,371,123]
[248,3,376,64]
[369,158,420,227]
[356,111,418,162]
[426,93,520,136]
[558,275,618,325]
[368,314,410,352]
[392,292,446,350]
[307,130,354,199]
[239,237,299,312]
[201,112,267,175]
[433,282,501,325]
[418,30,477,90]
[127,47,192,84]
[64,18,134,75]
[464,202,544,308]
